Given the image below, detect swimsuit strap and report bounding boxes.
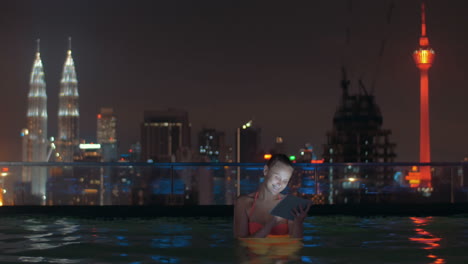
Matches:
[248,192,282,218]
[248,192,259,217]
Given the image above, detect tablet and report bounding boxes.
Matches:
[270,195,311,220]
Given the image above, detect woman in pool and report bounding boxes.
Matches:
[233,154,311,238]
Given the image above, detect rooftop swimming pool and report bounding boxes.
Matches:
[0,216,467,263]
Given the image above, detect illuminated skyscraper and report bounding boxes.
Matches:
[97,108,118,161]
[413,2,435,187]
[56,37,79,162]
[21,39,48,199]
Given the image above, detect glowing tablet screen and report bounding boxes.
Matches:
[270,195,311,220]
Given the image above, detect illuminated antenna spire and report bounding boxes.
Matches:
[36,38,40,53]
[419,2,429,47]
[421,2,426,36]
[68,36,72,55]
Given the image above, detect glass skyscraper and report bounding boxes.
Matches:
[56,38,80,162]
[21,39,48,201]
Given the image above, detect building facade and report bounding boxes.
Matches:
[141,109,191,162]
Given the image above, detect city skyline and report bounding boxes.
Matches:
[2,0,468,162]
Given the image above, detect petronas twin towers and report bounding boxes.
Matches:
[56,39,80,163]
[22,38,80,198]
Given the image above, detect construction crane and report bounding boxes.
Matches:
[341,0,395,94]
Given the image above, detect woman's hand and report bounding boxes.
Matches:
[291,202,312,223]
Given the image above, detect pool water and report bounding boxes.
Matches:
[0,216,467,263]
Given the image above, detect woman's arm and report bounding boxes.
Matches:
[289,202,312,238]
[233,196,249,238]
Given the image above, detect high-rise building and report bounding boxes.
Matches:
[56,37,79,162]
[198,128,226,162]
[235,121,262,163]
[21,39,48,201]
[97,108,118,162]
[141,109,191,162]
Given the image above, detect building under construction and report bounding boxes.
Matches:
[322,70,397,203]
[323,70,396,163]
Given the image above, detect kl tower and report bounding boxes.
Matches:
[413,1,435,188]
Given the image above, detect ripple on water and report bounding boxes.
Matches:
[0,216,467,263]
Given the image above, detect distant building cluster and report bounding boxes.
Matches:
[14,37,401,206]
[5,3,465,207]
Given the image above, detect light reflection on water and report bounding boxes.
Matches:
[409,217,446,264]
[0,216,467,263]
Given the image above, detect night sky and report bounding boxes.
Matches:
[1,0,467,162]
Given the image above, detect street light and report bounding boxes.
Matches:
[236,120,253,196]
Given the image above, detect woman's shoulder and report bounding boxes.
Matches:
[235,193,256,206]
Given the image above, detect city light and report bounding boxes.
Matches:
[414,48,435,66]
[406,167,421,188]
[311,159,324,164]
[241,120,253,130]
[264,154,272,160]
[79,144,101,149]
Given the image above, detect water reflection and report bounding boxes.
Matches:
[238,237,303,264]
[1,217,467,263]
[151,255,180,263]
[151,235,191,248]
[18,256,80,263]
[409,217,445,264]
[21,218,82,251]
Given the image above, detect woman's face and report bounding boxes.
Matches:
[263,163,293,195]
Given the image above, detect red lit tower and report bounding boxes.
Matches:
[413,2,435,186]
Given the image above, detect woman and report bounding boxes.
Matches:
[233,154,311,238]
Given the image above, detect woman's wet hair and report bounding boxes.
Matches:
[266,153,293,169]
